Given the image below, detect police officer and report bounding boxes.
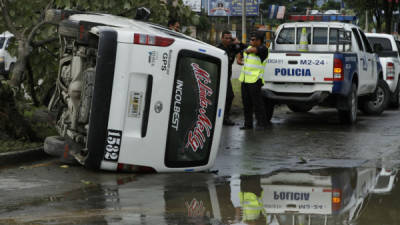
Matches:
[232,175,266,224]
[237,31,269,130]
[217,30,246,126]
[168,18,180,32]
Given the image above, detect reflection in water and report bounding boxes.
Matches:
[1,167,399,225]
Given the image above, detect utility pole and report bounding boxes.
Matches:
[365,10,369,32]
[242,0,246,44]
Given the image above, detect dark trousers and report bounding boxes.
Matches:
[241,79,268,127]
[224,78,234,120]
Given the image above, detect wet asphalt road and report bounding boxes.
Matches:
[216,106,400,176]
[2,107,400,224]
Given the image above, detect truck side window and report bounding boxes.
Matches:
[276,28,295,44]
[329,28,340,44]
[296,27,311,44]
[358,29,373,53]
[0,37,5,49]
[5,37,15,50]
[5,37,16,56]
[351,28,364,51]
[396,41,400,52]
[313,28,327,44]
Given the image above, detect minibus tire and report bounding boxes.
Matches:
[44,136,65,157]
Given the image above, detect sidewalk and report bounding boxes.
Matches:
[0,146,49,167]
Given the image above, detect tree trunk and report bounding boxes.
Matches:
[10,40,30,87]
[375,9,382,33]
[384,0,393,34]
[26,57,39,106]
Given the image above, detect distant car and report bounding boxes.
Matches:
[0,31,16,78]
[44,9,229,172]
[366,33,400,108]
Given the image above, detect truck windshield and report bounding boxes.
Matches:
[165,50,221,167]
[367,37,393,51]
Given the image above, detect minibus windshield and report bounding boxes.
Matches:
[165,50,221,167]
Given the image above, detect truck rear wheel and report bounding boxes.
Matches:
[338,83,357,124]
[389,79,400,109]
[361,79,389,115]
[287,104,313,113]
[263,97,274,122]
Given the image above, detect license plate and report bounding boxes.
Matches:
[128,91,143,118]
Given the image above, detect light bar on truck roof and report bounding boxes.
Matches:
[289,15,357,23]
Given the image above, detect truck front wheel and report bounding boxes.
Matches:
[361,79,389,115]
[338,83,358,124]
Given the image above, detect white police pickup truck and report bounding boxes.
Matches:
[263,15,388,124]
[261,167,378,224]
[0,31,16,78]
[44,9,228,172]
[366,33,400,108]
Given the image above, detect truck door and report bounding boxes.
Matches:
[351,28,370,94]
[358,29,377,91]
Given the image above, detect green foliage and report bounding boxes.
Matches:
[0,0,50,33]
[0,0,199,143]
[55,0,171,25]
[319,1,341,11]
[197,10,211,32]
[166,0,199,27]
[0,0,197,104]
[343,0,377,13]
[343,0,398,33]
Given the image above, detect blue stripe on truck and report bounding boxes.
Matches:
[332,53,358,96]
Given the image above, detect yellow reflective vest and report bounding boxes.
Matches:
[239,46,267,84]
[239,191,265,221]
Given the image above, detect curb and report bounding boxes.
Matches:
[0,146,51,167]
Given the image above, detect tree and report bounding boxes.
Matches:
[344,0,399,33]
[0,0,198,141]
[320,0,341,11]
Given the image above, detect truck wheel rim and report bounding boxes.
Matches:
[372,87,385,107]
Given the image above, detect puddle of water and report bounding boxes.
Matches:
[0,178,49,190]
[2,164,400,225]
